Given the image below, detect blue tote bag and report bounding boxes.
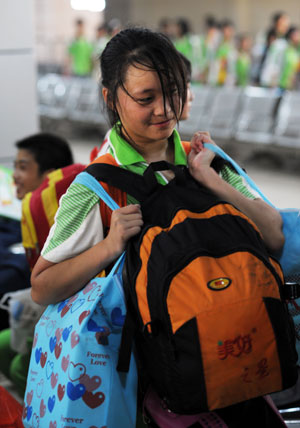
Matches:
[23,171,138,428]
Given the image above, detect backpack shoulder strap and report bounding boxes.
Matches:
[87,153,150,203]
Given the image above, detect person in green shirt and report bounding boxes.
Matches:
[279,26,300,89]
[67,19,93,77]
[236,34,253,86]
[210,19,237,86]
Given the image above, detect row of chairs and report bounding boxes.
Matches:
[37,73,107,129]
[178,85,300,149]
[37,73,300,149]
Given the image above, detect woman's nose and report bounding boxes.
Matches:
[153,96,171,116]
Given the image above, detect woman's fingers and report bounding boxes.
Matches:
[109,204,144,245]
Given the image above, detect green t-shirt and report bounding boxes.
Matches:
[236,52,251,86]
[68,37,93,76]
[279,45,300,89]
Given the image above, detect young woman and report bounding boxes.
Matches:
[31,27,285,427]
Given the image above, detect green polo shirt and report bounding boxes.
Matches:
[107,126,257,201]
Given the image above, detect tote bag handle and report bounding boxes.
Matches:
[73,171,125,272]
[203,143,275,208]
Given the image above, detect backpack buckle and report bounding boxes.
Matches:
[284,282,300,300]
[143,320,161,337]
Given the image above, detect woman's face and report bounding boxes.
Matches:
[105,64,181,150]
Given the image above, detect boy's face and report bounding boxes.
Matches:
[13,149,46,200]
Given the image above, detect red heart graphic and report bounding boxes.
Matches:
[82,390,105,409]
[26,390,33,405]
[68,362,86,381]
[81,374,101,392]
[49,422,57,428]
[40,352,47,368]
[71,331,79,348]
[61,354,70,372]
[61,304,70,318]
[55,328,63,342]
[87,286,102,302]
[79,310,90,325]
[36,379,44,398]
[22,404,27,419]
[83,281,95,294]
[51,372,58,389]
[69,294,78,303]
[54,342,62,359]
[40,398,46,417]
[57,384,65,401]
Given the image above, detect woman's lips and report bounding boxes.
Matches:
[152,119,173,127]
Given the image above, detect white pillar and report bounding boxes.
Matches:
[0,0,38,165]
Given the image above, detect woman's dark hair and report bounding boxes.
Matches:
[178,52,192,82]
[16,132,73,174]
[100,27,187,133]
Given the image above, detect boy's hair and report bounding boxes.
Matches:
[100,27,187,132]
[15,132,74,174]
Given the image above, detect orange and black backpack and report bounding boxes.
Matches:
[85,159,298,414]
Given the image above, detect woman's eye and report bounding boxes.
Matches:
[138,97,153,104]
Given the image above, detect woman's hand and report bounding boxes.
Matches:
[105,204,143,255]
[188,132,217,183]
[31,204,143,306]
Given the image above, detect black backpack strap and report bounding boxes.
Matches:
[143,161,187,187]
[85,163,149,202]
[116,309,136,373]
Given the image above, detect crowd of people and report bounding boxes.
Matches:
[65,11,300,91]
[158,12,300,90]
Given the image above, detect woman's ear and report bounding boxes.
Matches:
[102,87,108,105]
[102,87,115,111]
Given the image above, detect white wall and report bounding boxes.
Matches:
[0,0,38,164]
[35,0,104,67]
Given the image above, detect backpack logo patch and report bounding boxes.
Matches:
[207,278,231,291]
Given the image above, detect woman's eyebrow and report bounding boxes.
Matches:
[133,88,155,95]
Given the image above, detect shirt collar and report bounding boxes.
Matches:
[109,126,187,166]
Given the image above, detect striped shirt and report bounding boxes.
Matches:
[42,127,258,263]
